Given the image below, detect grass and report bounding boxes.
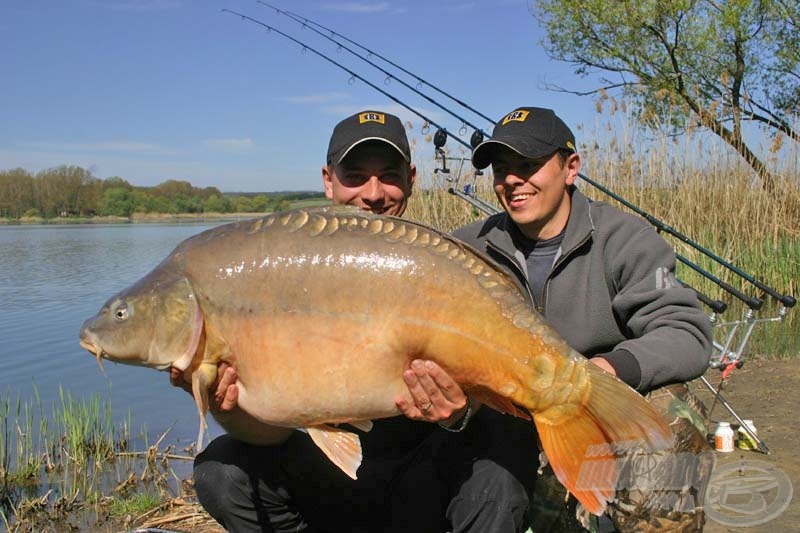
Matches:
[108,491,162,518]
[0,385,188,531]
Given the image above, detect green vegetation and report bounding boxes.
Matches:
[0,167,326,221]
[0,386,185,531]
[529,0,799,190]
[108,491,162,519]
[408,102,798,358]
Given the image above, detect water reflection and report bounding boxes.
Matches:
[0,223,229,454]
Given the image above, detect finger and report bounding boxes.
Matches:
[410,360,457,414]
[402,367,431,409]
[169,367,182,386]
[214,366,238,403]
[422,360,465,405]
[395,396,416,417]
[220,383,239,412]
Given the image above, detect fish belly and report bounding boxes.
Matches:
[221,313,413,427]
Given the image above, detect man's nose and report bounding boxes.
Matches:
[498,172,525,186]
[361,176,383,202]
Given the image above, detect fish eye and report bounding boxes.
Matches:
[114,303,130,321]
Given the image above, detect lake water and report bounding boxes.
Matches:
[0,222,232,453]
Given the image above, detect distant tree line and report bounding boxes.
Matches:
[0,166,325,219]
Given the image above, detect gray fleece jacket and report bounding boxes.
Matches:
[452,187,712,393]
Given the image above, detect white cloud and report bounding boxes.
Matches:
[322,2,391,14]
[203,138,255,151]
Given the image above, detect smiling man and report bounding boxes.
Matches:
[322,109,415,216]
[452,106,713,530]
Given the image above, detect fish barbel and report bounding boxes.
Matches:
[79,206,672,515]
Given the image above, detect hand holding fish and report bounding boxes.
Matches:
[170,362,239,413]
[396,359,470,424]
[589,357,617,376]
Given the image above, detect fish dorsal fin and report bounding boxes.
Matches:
[348,420,373,432]
[306,425,363,479]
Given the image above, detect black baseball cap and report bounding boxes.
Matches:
[327,110,411,165]
[472,107,576,169]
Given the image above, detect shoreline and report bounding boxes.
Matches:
[0,212,268,225]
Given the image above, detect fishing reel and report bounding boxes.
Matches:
[470,130,484,176]
[433,128,449,174]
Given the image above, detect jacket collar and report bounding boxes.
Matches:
[484,186,595,259]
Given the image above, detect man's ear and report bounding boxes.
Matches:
[565,154,580,186]
[406,163,417,195]
[321,165,335,200]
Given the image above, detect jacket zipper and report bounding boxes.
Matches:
[540,232,593,314]
[485,240,536,306]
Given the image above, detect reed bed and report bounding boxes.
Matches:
[407,107,799,358]
[0,387,191,531]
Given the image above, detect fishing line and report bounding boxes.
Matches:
[256,1,491,144]
[223,7,794,309]
[221,9,475,154]
[256,1,496,127]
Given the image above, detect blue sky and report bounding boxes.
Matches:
[1,0,604,193]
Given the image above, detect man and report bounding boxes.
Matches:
[187,110,536,533]
[453,106,715,531]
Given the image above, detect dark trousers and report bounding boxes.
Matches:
[194,410,539,533]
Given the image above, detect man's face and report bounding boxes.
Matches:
[491,146,580,239]
[322,141,415,217]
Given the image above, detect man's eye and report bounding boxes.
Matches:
[380,173,401,183]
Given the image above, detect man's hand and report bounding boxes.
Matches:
[395,359,469,425]
[169,362,239,413]
[590,357,617,376]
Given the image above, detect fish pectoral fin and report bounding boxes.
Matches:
[306,425,363,480]
[348,420,373,433]
[190,363,218,453]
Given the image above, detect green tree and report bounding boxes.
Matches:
[530,0,799,190]
[203,194,231,213]
[131,190,154,213]
[0,168,34,218]
[251,194,269,212]
[100,188,134,217]
[153,179,196,199]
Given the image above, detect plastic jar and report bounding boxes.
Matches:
[714,421,735,452]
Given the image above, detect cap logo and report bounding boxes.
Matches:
[501,109,530,125]
[566,141,575,151]
[358,112,385,124]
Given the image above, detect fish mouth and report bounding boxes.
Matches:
[80,339,108,376]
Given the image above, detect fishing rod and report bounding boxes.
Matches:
[255,1,496,126]
[245,3,796,310]
[255,1,491,146]
[257,0,491,146]
[578,173,795,309]
[221,9,475,154]
[223,8,793,311]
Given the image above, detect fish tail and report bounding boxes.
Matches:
[533,363,673,516]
